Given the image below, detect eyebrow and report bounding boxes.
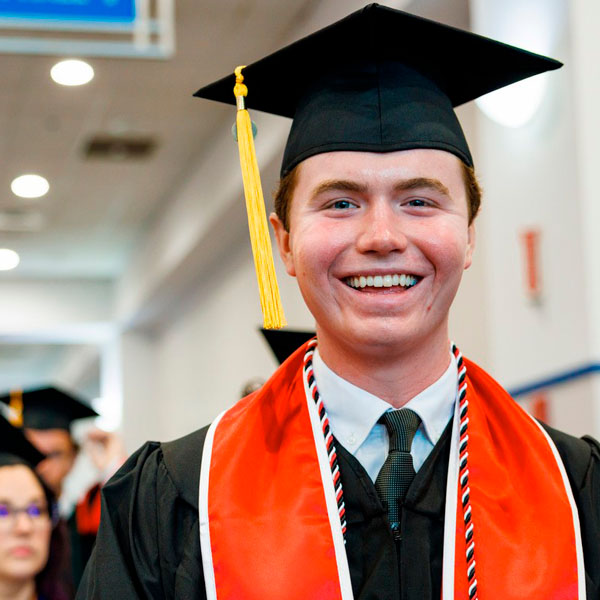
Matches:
[310,179,368,199]
[310,177,450,200]
[394,177,450,197]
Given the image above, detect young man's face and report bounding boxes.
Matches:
[271,149,475,357]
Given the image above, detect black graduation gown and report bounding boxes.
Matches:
[68,493,99,589]
[77,424,600,599]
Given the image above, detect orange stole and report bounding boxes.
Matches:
[451,359,583,599]
[202,345,583,599]
[205,344,346,599]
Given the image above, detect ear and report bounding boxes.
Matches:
[464,223,476,270]
[269,213,296,277]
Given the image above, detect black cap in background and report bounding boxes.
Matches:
[0,386,98,432]
[260,328,315,365]
[195,3,561,175]
[0,415,46,466]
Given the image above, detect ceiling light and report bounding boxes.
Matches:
[0,249,20,271]
[476,75,548,128]
[51,59,94,86]
[11,174,49,198]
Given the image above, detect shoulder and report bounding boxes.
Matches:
[81,433,210,598]
[102,425,209,512]
[541,423,600,489]
[161,425,210,509]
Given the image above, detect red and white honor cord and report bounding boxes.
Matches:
[452,343,478,600]
[303,338,348,542]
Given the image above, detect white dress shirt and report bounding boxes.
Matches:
[312,348,457,481]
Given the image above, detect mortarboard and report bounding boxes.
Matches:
[194,4,562,329]
[0,386,98,432]
[0,415,46,466]
[260,328,315,365]
[195,3,561,174]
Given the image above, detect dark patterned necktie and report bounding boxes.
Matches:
[375,408,421,540]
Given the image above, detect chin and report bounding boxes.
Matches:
[3,562,41,581]
[325,321,404,351]
[332,315,447,356]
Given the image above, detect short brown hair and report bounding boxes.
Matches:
[273,159,482,231]
[461,163,482,223]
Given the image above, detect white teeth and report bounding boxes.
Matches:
[346,273,419,290]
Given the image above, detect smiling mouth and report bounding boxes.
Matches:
[344,273,420,290]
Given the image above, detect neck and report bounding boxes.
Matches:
[0,578,36,600]
[316,330,452,408]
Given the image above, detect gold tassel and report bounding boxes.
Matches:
[9,388,23,428]
[233,66,286,329]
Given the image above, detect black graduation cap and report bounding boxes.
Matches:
[260,328,315,365]
[0,386,98,432]
[0,415,46,466]
[195,3,562,175]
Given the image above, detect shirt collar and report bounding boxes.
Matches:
[312,347,457,454]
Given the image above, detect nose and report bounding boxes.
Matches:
[13,511,34,534]
[355,201,408,255]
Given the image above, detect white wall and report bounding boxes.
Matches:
[466,0,600,436]
[0,279,113,335]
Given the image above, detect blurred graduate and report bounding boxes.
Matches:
[78,5,600,599]
[0,416,72,600]
[0,388,123,590]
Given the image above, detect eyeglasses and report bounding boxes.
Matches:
[0,503,51,529]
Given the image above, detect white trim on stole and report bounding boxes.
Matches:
[198,410,226,600]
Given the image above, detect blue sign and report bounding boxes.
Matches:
[0,0,136,23]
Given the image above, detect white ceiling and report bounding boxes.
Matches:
[0,0,332,278]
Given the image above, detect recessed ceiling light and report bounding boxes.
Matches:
[0,249,20,271]
[51,59,94,86]
[11,174,49,198]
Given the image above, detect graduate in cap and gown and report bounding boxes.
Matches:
[78,5,600,599]
[0,387,101,591]
[0,416,72,600]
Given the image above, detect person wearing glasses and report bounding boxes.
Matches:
[0,387,112,589]
[0,416,71,600]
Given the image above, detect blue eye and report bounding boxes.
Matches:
[0,504,9,518]
[332,199,353,209]
[407,198,428,207]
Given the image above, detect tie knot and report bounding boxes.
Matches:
[381,409,421,452]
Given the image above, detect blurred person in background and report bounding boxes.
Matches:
[70,428,125,583]
[0,388,123,588]
[0,416,71,600]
